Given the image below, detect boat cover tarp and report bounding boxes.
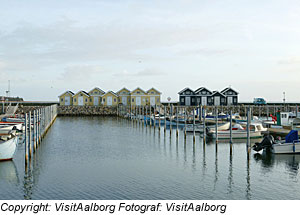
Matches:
[285,130,299,143]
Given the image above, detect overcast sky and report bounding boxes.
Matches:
[1,0,300,102]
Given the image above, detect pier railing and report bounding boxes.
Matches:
[24,104,57,166]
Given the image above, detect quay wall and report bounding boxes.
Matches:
[57,106,118,116]
[15,106,117,116]
[13,104,298,117]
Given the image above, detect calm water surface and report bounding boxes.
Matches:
[0,117,299,199]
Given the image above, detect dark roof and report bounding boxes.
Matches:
[221,87,239,94]
[211,91,225,97]
[178,87,194,94]
[195,87,212,94]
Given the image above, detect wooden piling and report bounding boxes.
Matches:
[184,106,187,139]
[176,106,179,137]
[230,109,233,146]
[246,108,251,152]
[164,106,166,134]
[193,107,195,143]
[158,105,161,131]
[203,108,206,143]
[215,107,218,144]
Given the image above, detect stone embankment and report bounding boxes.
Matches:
[57,106,118,116]
[14,105,118,116]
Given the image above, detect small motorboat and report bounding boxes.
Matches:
[207,123,264,139]
[253,130,300,154]
[185,122,230,133]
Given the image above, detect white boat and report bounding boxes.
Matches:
[185,122,230,133]
[253,130,300,154]
[272,142,300,154]
[0,125,16,135]
[0,134,18,161]
[207,123,264,139]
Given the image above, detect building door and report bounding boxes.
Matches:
[107,96,112,106]
[227,96,233,105]
[94,97,98,106]
[214,96,220,106]
[65,96,70,106]
[201,97,207,106]
[185,96,191,106]
[122,97,127,105]
[150,97,155,106]
[78,96,84,106]
[136,96,141,106]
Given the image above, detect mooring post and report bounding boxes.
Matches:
[230,109,233,148]
[154,105,156,129]
[247,108,251,153]
[158,105,161,131]
[184,106,187,139]
[25,113,28,166]
[28,111,32,160]
[145,106,148,127]
[215,107,218,144]
[193,107,196,143]
[149,105,152,128]
[203,108,206,143]
[164,106,167,134]
[170,105,172,135]
[176,106,179,137]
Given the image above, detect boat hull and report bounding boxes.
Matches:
[272,142,300,154]
[208,131,262,139]
[0,137,18,161]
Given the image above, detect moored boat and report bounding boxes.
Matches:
[253,130,300,154]
[207,123,264,139]
[0,133,18,161]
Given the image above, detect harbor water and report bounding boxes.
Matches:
[1,117,300,199]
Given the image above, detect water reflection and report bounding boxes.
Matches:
[0,161,19,184]
[254,152,300,176]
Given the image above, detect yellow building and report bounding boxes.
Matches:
[130,87,148,106]
[116,87,131,106]
[101,91,119,106]
[58,91,74,106]
[72,90,90,106]
[146,88,161,106]
[88,87,105,106]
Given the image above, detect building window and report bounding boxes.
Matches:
[221,98,225,102]
[233,98,237,103]
[228,91,232,95]
[90,98,92,102]
[197,98,200,103]
[61,98,63,102]
[100,98,102,102]
[114,98,116,102]
[151,92,154,94]
[74,98,76,102]
[132,98,134,102]
[181,98,184,102]
[103,98,105,102]
[143,98,145,102]
[85,99,88,102]
[192,98,195,102]
[186,91,190,95]
[202,91,206,95]
[208,98,211,102]
[157,98,159,102]
[137,91,140,94]
[118,98,120,102]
